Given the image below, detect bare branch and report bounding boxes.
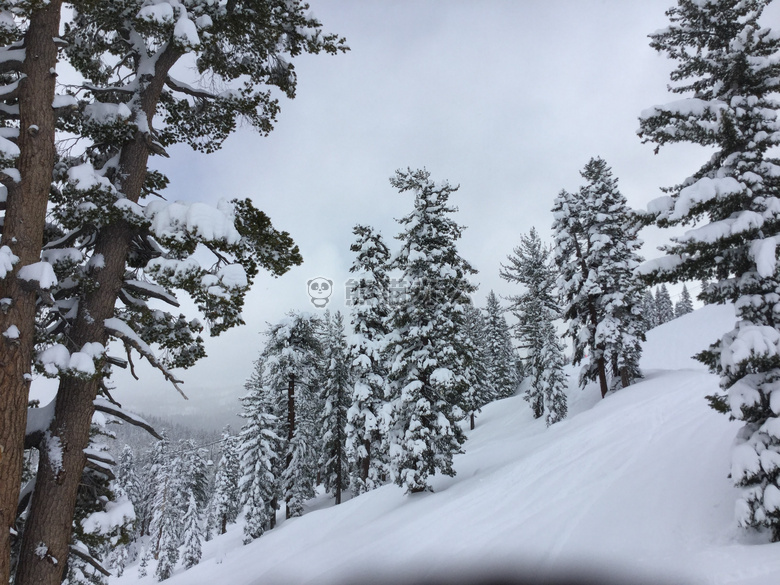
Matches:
[165,76,216,100]
[125,344,138,380]
[68,546,111,578]
[105,321,189,400]
[93,400,162,440]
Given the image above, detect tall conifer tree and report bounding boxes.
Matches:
[552,158,645,396]
[483,291,519,400]
[385,168,477,493]
[345,225,392,494]
[501,229,567,423]
[638,0,780,539]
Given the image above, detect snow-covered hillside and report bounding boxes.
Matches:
[114,303,780,585]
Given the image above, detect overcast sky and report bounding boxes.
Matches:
[38,0,750,427]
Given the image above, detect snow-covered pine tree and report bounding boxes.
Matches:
[675,284,694,318]
[179,441,210,513]
[501,228,567,423]
[137,546,149,578]
[539,319,569,426]
[153,525,179,582]
[655,284,675,325]
[462,302,494,429]
[385,168,477,493]
[16,4,346,584]
[209,431,241,535]
[115,445,141,532]
[180,492,202,570]
[345,224,392,495]
[552,158,645,397]
[637,0,780,540]
[482,290,519,400]
[319,311,352,504]
[259,312,322,517]
[239,360,282,542]
[641,289,659,331]
[147,437,177,560]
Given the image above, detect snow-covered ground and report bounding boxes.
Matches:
[113,303,780,585]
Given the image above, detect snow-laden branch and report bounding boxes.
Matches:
[93,397,162,440]
[68,545,111,577]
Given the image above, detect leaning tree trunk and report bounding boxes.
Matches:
[15,45,182,585]
[0,4,62,582]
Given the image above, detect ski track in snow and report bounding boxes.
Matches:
[113,304,780,585]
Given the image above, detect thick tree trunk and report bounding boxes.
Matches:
[15,44,182,585]
[470,411,475,430]
[0,4,62,583]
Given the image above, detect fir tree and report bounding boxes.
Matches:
[638,0,780,539]
[259,312,322,517]
[501,228,567,422]
[552,158,645,397]
[675,284,694,317]
[655,285,675,325]
[210,431,241,534]
[137,547,149,578]
[385,168,477,493]
[540,321,569,426]
[482,291,519,400]
[345,225,392,495]
[180,492,202,570]
[319,312,352,504]
[239,359,282,541]
[641,289,659,331]
[147,436,177,560]
[462,303,494,429]
[115,445,142,536]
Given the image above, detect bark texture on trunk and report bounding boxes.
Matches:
[0,4,62,582]
[15,44,182,585]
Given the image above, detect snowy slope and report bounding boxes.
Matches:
[114,304,780,585]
